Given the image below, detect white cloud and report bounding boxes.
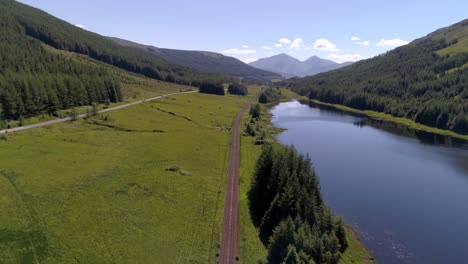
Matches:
[289,38,304,50]
[313,39,339,52]
[376,38,409,48]
[221,48,256,55]
[328,53,366,63]
[243,58,258,63]
[351,36,360,41]
[279,38,292,44]
[263,46,271,50]
[274,43,283,47]
[241,45,249,48]
[75,24,85,29]
[356,40,371,46]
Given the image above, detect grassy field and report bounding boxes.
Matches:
[0,83,374,263]
[236,89,375,263]
[309,98,468,141]
[0,87,252,263]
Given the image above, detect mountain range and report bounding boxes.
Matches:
[110,38,280,81]
[0,0,280,85]
[249,53,353,78]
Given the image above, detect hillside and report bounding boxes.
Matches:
[284,19,468,134]
[0,0,239,125]
[110,38,281,82]
[249,53,352,77]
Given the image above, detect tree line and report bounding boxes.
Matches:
[248,145,348,263]
[283,36,468,134]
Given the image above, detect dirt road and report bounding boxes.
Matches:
[0,91,195,134]
[219,100,253,264]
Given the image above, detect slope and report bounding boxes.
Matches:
[284,19,468,134]
[110,38,281,82]
[0,0,231,85]
[0,0,236,125]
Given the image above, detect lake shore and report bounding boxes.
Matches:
[308,98,468,141]
[237,88,375,263]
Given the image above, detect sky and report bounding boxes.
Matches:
[18,0,468,64]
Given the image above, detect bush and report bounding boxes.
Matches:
[228,83,248,96]
[91,102,99,116]
[258,88,281,104]
[70,108,78,121]
[250,104,261,119]
[199,81,225,95]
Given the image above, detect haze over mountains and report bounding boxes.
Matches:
[249,53,353,78]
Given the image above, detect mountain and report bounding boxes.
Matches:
[0,1,233,84]
[249,53,303,77]
[0,0,279,122]
[249,53,353,77]
[110,38,281,82]
[284,19,468,134]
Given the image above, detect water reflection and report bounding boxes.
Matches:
[300,100,468,148]
[271,100,468,264]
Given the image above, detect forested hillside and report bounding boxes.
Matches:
[0,0,231,125]
[284,19,468,134]
[110,38,281,82]
[0,3,122,123]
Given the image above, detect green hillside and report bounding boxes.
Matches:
[284,19,468,134]
[0,0,229,84]
[0,0,235,125]
[111,38,281,82]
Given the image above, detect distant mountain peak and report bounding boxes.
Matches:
[249,53,353,78]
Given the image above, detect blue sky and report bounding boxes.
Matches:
[18,0,468,63]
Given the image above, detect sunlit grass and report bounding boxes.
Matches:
[0,92,250,263]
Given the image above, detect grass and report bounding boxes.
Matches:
[340,227,376,264]
[0,91,251,263]
[0,83,373,263]
[434,22,468,56]
[309,98,468,141]
[236,89,375,263]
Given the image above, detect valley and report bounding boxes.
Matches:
[1,0,468,263]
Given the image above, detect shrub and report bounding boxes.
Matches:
[199,81,225,95]
[258,88,281,104]
[228,83,248,96]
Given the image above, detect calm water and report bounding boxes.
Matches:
[270,100,468,264]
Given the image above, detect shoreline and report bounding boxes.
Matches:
[264,92,376,263]
[307,98,468,141]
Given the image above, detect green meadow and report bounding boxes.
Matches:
[0,87,253,263]
[0,82,373,263]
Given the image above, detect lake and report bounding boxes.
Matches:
[270,100,468,264]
